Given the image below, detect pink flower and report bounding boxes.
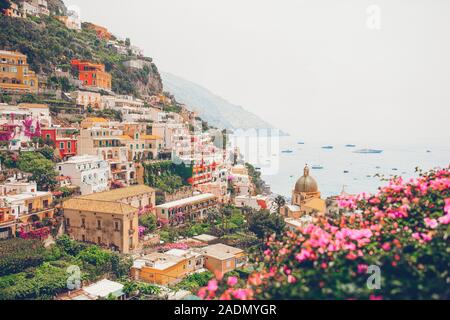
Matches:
[197,287,207,299]
[424,217,438,229]
[227,276,238,286]
[357,264,368,274]
[438,214,450,225]
[381,243,391,251]
[207,279,218,292]
[287,275,297,284]
[232,289,249,300]
[445,198,450,214]
[369,295,383,300]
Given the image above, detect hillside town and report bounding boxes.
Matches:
[0,0,348,300]
[2,0,447,303]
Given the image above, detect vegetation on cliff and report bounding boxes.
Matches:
[0,14,162,96]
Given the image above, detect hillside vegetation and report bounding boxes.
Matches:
[0,15,162,96]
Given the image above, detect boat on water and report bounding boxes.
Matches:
[281,150,293,153]
[345,144,356,148]
[354,149,383,154]
[297,141,305,145]
[312,165,324,170]
[426,150,432,153]
[321,145,334,149]
[343,170,349,174]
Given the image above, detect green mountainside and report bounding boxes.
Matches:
[0,14,162,96]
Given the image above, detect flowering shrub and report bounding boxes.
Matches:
[199,167,450,300]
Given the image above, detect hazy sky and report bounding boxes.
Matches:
[68,0,450,146]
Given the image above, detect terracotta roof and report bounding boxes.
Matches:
[18,103,49,109]
[117,135,132,140]
[79,185,155,202]
[141,135,162,140]
[195,243,243,260]
[63,198,137,215]
[83,117,108,123]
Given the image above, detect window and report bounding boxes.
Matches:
[60,142,64,149]
[66,218,70,226]
[97,236,101,244]
[43,200,49,208]
[82,235,86,242]
[68,142,72,149]
[81,218,86,228]
[97,220,102,230]
[226,260,232,268]
[114,221,120,231]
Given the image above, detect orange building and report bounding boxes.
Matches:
[84,23,112,40]
[71,59,112,90]
[195,243,247,277]
[0,50,38,94]
[131,252,191,285]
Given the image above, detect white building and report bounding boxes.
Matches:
[56,155,110,195]
[71,91,103,110]
[234,194,272,211]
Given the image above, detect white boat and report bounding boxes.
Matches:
[354,149,383,154]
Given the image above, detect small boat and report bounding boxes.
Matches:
[354,149,383,154]
[375,166,381,169]
[343,170,349,174]
[322,145,334,149]
[297,141,305,145]
[426,150,431,153]
[281,150,293,153]
[392,168,398,171]
[345,144,356,148]
[312,165,324,170]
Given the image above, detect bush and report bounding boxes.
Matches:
[139,214,157,234]
[199,167,450,300]
[0,239,46,276]
[175,272,213,292]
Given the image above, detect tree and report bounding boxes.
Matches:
[247,210,285,240]
[125,37,131,47]
[0,0,11,12]
[18,152,57,191]
[139,214,157,234]
[274,195,286,212]
[38,145,56,161]
[221,205,233,232]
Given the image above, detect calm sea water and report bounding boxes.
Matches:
[247,136,450,198]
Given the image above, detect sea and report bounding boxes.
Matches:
[243,136,450,199]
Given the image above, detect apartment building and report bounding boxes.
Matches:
[0,50,38,93]
[71,59,112,91]
[155,193,218,226]
[56,155,110,195]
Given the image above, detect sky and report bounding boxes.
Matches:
[67,0,450,147]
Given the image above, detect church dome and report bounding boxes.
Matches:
[294,165,318,193]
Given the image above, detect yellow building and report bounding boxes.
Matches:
[280,165,326,218]
[131,252,190,285]
[0,50,38,94]
[63,198,139,254]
